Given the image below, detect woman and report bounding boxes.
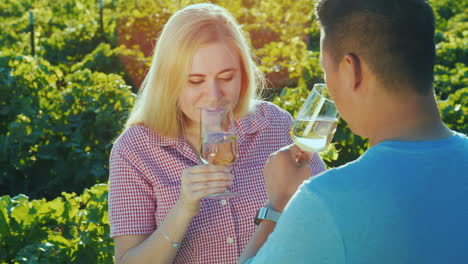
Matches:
[108,3,326,264]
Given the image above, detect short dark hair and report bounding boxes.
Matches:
[316,0,435,95]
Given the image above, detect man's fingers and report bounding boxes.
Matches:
[295,151,313,166]
[287,144,314,166]
[268,144,313,167]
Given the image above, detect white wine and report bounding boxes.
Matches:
[201,132,238,165]
[290,117,338,152]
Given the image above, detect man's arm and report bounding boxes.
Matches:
[238,199,279,263]
[239,145,313,262]
[239,184,345,264]
[238,220,276,263]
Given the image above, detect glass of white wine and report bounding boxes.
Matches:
[200,105,239,199]
[290,83,339,152]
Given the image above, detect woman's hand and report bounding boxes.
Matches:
[178,164,233,216]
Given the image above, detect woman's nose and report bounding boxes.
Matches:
[204,80,223,104]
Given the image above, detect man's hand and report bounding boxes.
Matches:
[263,144,312,212]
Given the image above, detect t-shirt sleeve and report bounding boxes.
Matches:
[108,145,156,238]
[246,184,346,264]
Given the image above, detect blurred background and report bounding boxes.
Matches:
[0,0,466,262]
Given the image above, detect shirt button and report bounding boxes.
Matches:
[226,237,234,244]
[220,199,227,206]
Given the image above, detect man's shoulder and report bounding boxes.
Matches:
[450,132,468,161]
[453,132,468,144]
[307,158,364,182]
[301,157,372,199]
[302,131,468,193]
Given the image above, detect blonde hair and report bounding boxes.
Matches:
[125,3,265,137]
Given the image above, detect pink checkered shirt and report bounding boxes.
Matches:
[108,101,326,263]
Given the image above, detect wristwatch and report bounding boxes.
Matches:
[254,207,281,225]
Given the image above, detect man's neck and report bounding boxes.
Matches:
[367,92,453,146]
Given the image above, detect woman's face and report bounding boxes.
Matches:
[179,41,242,130]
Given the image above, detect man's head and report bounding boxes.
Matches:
[316,0,436,96]
[315,0,437,138]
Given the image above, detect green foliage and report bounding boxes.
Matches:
[434,63,468,99]
[435,26,468,69]
[431,0,468,30]
[110,0,318,88]
[240,0,319,90]
[71,43,151,90]
[0,184,113,264]
[432,1,468,99]
[41,21,105,67]
[0,0,119,77]
[0,52,134,199]
[438,88,468,134]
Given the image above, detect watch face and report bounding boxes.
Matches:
[254,207,280,225]
[254,208,267,225]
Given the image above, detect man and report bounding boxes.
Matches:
[239,0,468,263]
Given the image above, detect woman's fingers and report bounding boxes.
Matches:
[187,164,229,173]
[193,187,229,199]
[182,169,232,184]
[179,165,234,212]
[190,172,233,183]
[189,180,233,192]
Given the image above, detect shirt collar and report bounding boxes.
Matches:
[236,106,270,135]
[150,130,182,147]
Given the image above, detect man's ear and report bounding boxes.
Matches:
[342,53,362,91]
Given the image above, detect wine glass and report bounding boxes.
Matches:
[200,105,239,199]
[290,83,339,152]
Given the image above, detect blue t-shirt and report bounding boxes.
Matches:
[248,132,468,264]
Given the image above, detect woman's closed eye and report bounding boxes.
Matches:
[219,76,233,82]
[218,71,235,82]
[188,71,235,85]
[189,77,204,85]
[189,80,204,85]
[188,77,233,85]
